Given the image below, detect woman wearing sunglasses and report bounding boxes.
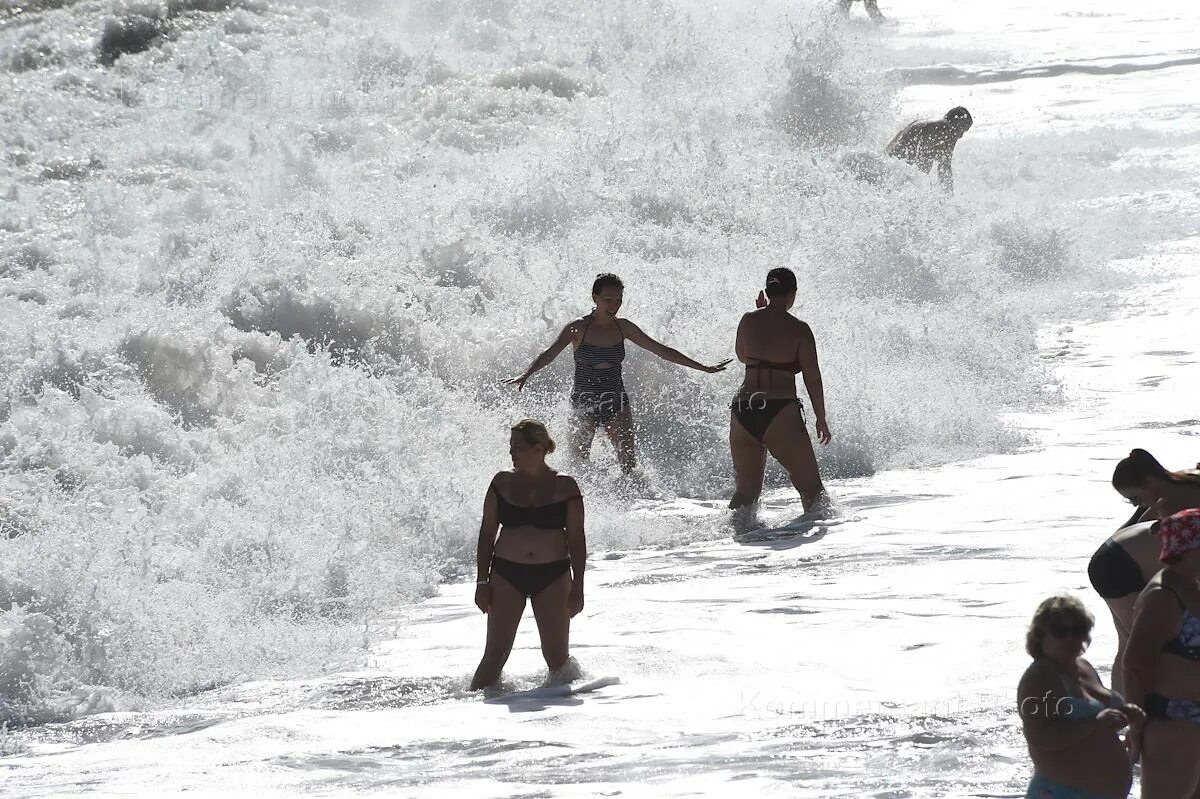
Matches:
[1088,449,1200,691]
[1018,595,1143,799]
[1123,508,1200,799]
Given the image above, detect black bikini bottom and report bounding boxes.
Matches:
[730,398,803,443]
[1087,538,1146,599]
[1145,692,1200,724]
[571,390,629,426]
[490,557,571,598]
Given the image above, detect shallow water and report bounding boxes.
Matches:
[2,0,1200,794]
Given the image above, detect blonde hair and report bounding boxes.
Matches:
[510,419,556,454]
[1025,595,1094,659]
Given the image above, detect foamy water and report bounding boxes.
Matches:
[2,0,1200,793]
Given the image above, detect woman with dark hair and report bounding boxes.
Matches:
[1123,508,1200,798]
[471,420,585,690]
[505,274,730,474]
[1018,595,1141,799]
[1089,449,1200,691]
[729,268,831,513]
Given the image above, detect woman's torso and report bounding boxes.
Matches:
[492,471,573,563]
[571,314,626,396]
[736,309,803,401]
[1144,576,1200,701]
[1023,659,1132,797]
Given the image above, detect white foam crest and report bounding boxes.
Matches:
[1,0,1197,717]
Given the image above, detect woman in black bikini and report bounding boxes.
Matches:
[1089,449,1200,692]
[505,274,730,474]
[1123,508,1200,798]
[471,420,585,690]
[729,268,831,512]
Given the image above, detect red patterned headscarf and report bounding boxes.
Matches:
[1159,508,1200,563]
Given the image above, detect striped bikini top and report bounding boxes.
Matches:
[572,315,626,395]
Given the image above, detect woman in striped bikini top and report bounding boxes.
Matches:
[503,273,731,475]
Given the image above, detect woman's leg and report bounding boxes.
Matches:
[729,412,767,509]
[604,403,637,474]
[470,574,527,690]
[1105,595,1136,694]
[1141,719,1200,799]
[569,407,600,465]
[530,570,573,674]
[762,404,827,512]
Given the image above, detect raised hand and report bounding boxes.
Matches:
[756,290,767,308]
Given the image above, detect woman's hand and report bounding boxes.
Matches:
[568,584,585,617]
[474,583,491,614]
[704,359,733,374]
[1122,703,1146,727]
[755,290,767,309]
[502,374,529,391]
[815,418,832,445]
[1096,707,1129,730]
[1124,707,1145,763]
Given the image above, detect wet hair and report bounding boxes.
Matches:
[1026,595,1093,659]
[592,273,624,296]
[945,106,972,126]
[1111,448,1200,491]
[510,419,556,454]
[764,267,798,299]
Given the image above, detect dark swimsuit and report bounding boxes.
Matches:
[730,358,804,443]
[1145,585,1200,724]
[488,482,578,598]
[1088,539,1147,599]
[571,316,627,426]
[1087,509,1151,599]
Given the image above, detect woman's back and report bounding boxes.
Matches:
[739,309,802,361]
[737,309,809,398]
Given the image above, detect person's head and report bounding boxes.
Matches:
[592,273,624,317]
[764,267,798,307]
[1157,508,1200,572]
[509,419,555,470]
[1026,595,1094,662]
[944,105,973,135]
[1111,448,1200,508]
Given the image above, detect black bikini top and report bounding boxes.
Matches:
[489,482,580,530]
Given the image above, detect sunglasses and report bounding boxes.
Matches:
[1047,622,1090,639]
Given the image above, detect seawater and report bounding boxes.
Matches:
[1,0,1197,726]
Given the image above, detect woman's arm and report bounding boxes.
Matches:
[474,477,502,613]
[620,320,730,373]
[563,477,586,617]
[735,314,749,365]
[504,323,577,390]
[1122,586,1180,708]
[796,322,831,444]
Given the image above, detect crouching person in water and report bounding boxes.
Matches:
[885,106,973,191]
[471,420,585,690]
[1017,595,1143,799]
